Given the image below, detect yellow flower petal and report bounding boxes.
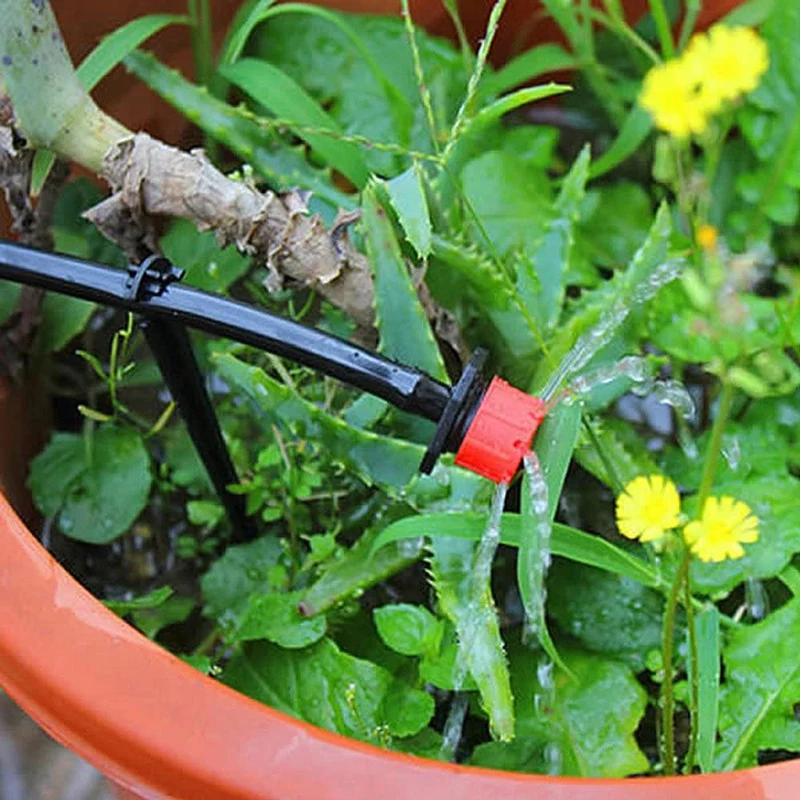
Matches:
[640,58,710,138]
[687,26,769,108]
[616,475,681,542]
[683,495,759,563]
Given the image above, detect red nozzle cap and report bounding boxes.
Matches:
[454,377,547,483]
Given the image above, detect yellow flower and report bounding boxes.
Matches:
[696,224,718,252]
[616,475,682,542]
[639,57,710,138]
[686,26,769,110]
[683,496,759,563]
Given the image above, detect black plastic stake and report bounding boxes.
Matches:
[140,315,257,544]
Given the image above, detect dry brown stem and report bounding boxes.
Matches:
[84,133,377,339]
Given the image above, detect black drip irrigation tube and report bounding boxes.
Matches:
[0,241,489,544]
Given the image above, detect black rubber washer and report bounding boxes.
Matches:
[419,348,488,474]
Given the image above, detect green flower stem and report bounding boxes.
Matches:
[0,0,130,172]
[683,575,699,773]
[697,377,735,512]
[648,0,675,59]
[661,547,690,775]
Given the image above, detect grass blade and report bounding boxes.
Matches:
[695,606,721,773]
[220,58,369,188]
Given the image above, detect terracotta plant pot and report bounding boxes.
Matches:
[0,492,797,798]
[6,1,790,798]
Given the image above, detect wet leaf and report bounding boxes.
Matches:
[469,645,649,777]
[372,513,658,588]
[547,561,679,671]
[223,638,423,744]
[381,681,435,737]
[428,537,515,741]
[716,597,800,770]
[28,426,151,544]
[131,596,196,640]
[373,603,443,657]
[234,590,327,648]
[300,527,422,617]
[104,585,174,614]
[200,535,283,621]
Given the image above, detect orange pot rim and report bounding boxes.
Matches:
[0,492,796,799]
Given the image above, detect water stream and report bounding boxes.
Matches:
[521,452,551,642]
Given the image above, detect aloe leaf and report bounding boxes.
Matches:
[124,50,353,209]
[300,527,422,616]
[220,58,369,189]
[428,537,515,741]
[385,162,432,260]
[517,146,589,330]
[362,182,446,380]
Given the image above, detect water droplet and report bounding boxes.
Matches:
[745,578,768,621]
[722,436,741,471]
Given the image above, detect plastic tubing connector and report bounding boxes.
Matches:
[454,377,547,483]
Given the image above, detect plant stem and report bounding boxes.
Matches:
[188,0,214,86]
[684,574,699,773]
[661,547,690,775]
[696,377,735,512]
[648,0,675,58]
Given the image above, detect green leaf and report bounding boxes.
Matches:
[461,150,552,259]
[530,203,678,395]
[30,13,188,193]
[428,236,543,363]
[381,681,435,737]
[243,5,417,166]
[469,646,649,777]
[460,83,571,143]
[373,513,659,588]
[124,50,353,210]
[235,591,327,648]
[695,606,721,774]
[716,597,800,770]
[160,218,250,293]
[216,0,279,67]
[200,534,283,621]
[220,58,369,189]
[300,527,422,617]
[589,107,652,179]
[373,603,443,657]
[517,402,582,675]
[362,182,446,380]
[28,425,152,544]
[518,146,589,330]
[428,536,515,741]
[213,352,486,510]
[547,561,677,671]
[223,638,417,744]
[131,596,196,640]
[104,585,174,614]
[37,294,95,354]
[480,44,578,99]
[385,162,432,259]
